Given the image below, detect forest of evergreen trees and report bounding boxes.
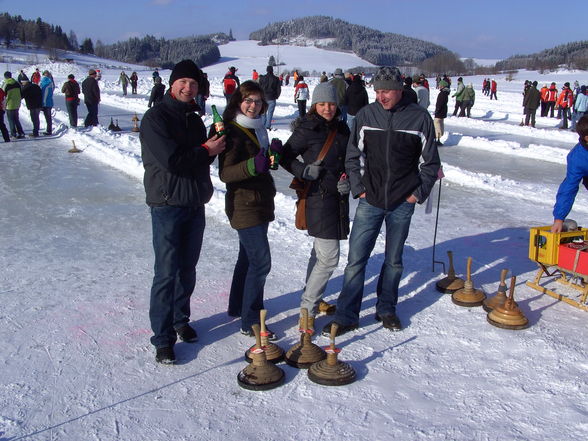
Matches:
[0,13,76,52]
[495,40,588,72]
[0,12,228,68]
[95,33,230,68]
[249,16,450,66]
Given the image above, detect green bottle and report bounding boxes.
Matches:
[269,138,281,170]
[211,105,225,136]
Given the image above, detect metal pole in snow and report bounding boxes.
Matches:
[432,167,445,273]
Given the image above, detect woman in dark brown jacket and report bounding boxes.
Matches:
[216,81,281,339]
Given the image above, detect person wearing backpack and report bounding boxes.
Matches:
[62,74,81,128]
[258,65,281,130]
[223,66,240,105]
[294,75,310,117]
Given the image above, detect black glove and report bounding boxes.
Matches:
[302,160,323,181]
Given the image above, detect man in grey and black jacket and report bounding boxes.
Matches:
[323,66,440,337]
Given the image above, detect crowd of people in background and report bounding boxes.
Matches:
[1,62,586,142]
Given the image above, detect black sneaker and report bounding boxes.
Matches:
[321,321,358,337]
[240,327,277,341]
[155,346,176,364]
[375,313,403,331]
[176,324,198,343]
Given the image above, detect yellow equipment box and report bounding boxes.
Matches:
[528,226,588,265]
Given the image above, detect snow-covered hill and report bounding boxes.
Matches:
[1,43,587,441]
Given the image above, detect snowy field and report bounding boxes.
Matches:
[1,41,587,441]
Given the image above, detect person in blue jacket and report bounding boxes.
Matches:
[552,115,588,233]
[39,71,54,135]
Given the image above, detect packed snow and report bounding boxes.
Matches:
[1,41,587,441]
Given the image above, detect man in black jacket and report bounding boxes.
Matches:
[140,60,225,365]
[147,76,165,108]
[258,65,281,130]
[523,81,541,127]
[343,74,369,131]
[21,80,42,137]
[323,66,440,337]
[403,76,418,104]
[81,69,100,127]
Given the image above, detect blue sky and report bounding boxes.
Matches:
[2,0,587,59]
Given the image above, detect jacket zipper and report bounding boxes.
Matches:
[385,111,393,208]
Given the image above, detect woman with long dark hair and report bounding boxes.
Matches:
[215,80,282,339]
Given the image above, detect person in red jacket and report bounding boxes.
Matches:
[540,84,549,116]
[556,82,574,129]
[223,66,240,104]
[419,74,429,90]
[31,68,41,85]
[546,82,558,118]
[490,79,498,100]
[252,69,259,81]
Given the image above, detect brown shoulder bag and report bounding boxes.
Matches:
[289,129,337,230]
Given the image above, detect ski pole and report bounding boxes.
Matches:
[432,167,445,273]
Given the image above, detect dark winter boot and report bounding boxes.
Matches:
[155,346,176,364]
[175,324,198,343]
[375,313,403,331]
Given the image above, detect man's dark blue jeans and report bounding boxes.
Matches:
[334,198,415,326]
[149,205,205,348]
[84,102,99,127]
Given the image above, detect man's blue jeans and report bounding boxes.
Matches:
[263,100,277,129]
[334,198,415,326]
[149,205,205,348]
[228,223,271,332]
[6,109,24,137]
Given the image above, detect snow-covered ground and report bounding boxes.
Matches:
[1,41,587,441]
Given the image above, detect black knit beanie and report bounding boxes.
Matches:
[169,60,202,86]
